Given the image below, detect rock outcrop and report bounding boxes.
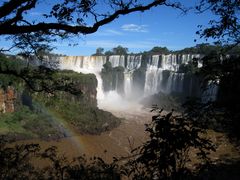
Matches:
[0,86,16,113]
[50,70,98,107]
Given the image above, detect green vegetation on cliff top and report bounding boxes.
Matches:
[0,55,121,139]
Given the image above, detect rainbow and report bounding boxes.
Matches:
[36,102,86,154]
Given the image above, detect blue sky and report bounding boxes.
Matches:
[62,6,214,55]
[0,1,215,56]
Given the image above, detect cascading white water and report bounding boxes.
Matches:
[166,72,184,93]
[126,55,142,70]
[144,55,162,95]
[143,54,201,96]
[124,72,132,99]
[161,54,178,71]
[57,54,209,110]
[58,56,107,105]
[108,55,125,67]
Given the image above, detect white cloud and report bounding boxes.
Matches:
[105,29,123,35]
[92,29,124,36]
[121,24,148,32]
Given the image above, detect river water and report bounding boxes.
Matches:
[16,106,153,163]
[12,105,240,172]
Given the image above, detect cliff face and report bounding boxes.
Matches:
[50,70,98,107]
[0,86,16,113]
[0,70,98,113]
[77,83,97,106]
[54,81,97,107]
[32,70,120,135]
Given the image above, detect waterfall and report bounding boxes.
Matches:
[126,55,142,70]
[144,55,161,96]
[58,56,107,106]
[124,72,133,99]
[57,54,207,108]
[109,55,125,67]
[143,54,201,96]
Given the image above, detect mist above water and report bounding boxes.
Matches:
[97,90,143,111]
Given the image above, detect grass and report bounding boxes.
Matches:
[0,92,121,139]
[0,106,65,140]
[0,109,35,137]
[34,95,121,135]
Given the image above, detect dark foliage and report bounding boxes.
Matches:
[0,107,217,179]
[195,0,240,45]
[112,46,129,55]
[103,45,129,56]
[0,136,42,179]
[121,109,215,180]
[149,46,170,55]
[0,136,121,179]
[188,54,240,138]
[101,61,125,94]
[92,47,104,56]
[0,0,183,55]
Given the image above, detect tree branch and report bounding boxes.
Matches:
[2,0,37,26]
[0,0,166,35]
[0,0,36,19]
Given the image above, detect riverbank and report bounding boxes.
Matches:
[9,107,240,164]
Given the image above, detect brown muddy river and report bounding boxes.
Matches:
[16,108,153,162]
[13,107,240,169]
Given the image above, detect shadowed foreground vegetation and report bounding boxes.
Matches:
[1,47,240,179]
[3,110,235,180]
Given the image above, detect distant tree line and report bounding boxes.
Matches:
[92,45,129,56]
[92,43,240,56]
